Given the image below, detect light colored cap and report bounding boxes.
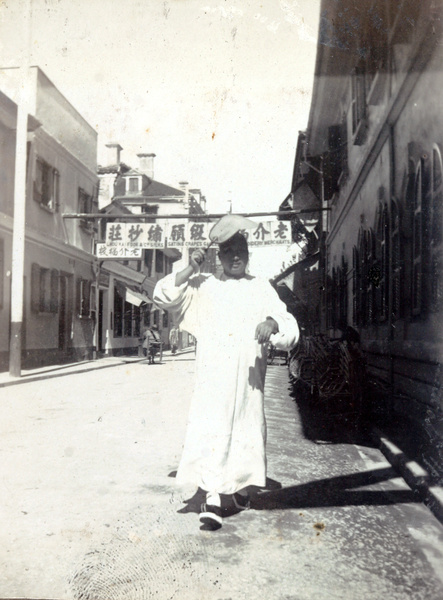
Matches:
[209,214,257,244]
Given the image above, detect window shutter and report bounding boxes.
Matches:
[365,230,375,325]
[31,264,41,313]
[84,280,91,316]
[412,163,423,315]
[391,200,402,320]
[352,247,359,326]
[50,269,59,313]
[76,278,83,317]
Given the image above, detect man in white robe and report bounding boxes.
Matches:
[154,230,299,529]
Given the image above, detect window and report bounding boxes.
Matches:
[356,228,376,327]
[31,264,59,313]
[144,249,153,277]
[351,60,368,145]
[113,285,123,337]
[133,305,141,338]
[113,284,142,338]
[124,301,133,337]
[90,284,97,320]
[365,229,376,325]
[339,256,348,327]
[155,250,164,273]
[328,267,339,330]
[357,229,367,325]
[327,116,348,187]
[412,161,424,315]
[77,278,91,318]
[126,176,142,193]
[326,272,334,330]
[50,269,59,312]
[78,187,96,232]
[352,246,361,326]
[34,158,59,211]
[376,203,389,322]
[430,146,443,312]
[391,200,402,320]
[163,311,168,328]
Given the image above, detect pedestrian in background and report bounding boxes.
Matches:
[169,326,179,354]
[154,217,299,529]
[142,325,161,364]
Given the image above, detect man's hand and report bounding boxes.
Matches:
[255,317,279,344]
[175,249,206,286]
[190,249,206,271]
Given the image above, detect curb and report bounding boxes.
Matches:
[0,358,144,389]
[0,348,197,389]
[372,426,443,525]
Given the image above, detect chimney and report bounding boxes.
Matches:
[104,143,122,167]
[179,181,189,208]
[137,153,156,179]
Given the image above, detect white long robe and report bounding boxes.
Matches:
[153,272,299,495]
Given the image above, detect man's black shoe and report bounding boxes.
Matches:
[199,503,223,530]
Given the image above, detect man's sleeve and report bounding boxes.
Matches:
[264,282,300,351]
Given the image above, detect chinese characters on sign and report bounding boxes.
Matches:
[96,243,142,259]
[104,220,291,250]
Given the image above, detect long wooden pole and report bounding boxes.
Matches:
[62,207,330,221]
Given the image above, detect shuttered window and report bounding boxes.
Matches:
[113,285,123,337]
[412,162,423,315]
[339,256,348,326]
[366,229,376,325]
[376,204,389,322]
[352,246,360,326]
[431,146,443,312]
[77,278,91,318]
[34,158,59,211]
[31,264,59,313]
[391,200,402,320]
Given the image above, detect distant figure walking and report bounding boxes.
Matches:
[142,326,161,364]
[169,326,179,354]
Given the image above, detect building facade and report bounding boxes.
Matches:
[287,0,443,473]
[0,67,99,372]
[97,150,215,355]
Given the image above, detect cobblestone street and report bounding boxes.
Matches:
[1,353,443,599]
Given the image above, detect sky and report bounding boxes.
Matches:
[0,0,321,276]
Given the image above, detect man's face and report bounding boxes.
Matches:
[218,235,249,279]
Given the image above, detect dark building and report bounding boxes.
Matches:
[283,0,443,479]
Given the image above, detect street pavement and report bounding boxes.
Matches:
[1,353,443,600]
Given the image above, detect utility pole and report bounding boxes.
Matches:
[9,0,32,377]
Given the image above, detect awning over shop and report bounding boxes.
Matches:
[115,279,152,306]
[163,247,182,260]
[125,288,152,307]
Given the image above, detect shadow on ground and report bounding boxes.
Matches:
[173,469,417,525]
